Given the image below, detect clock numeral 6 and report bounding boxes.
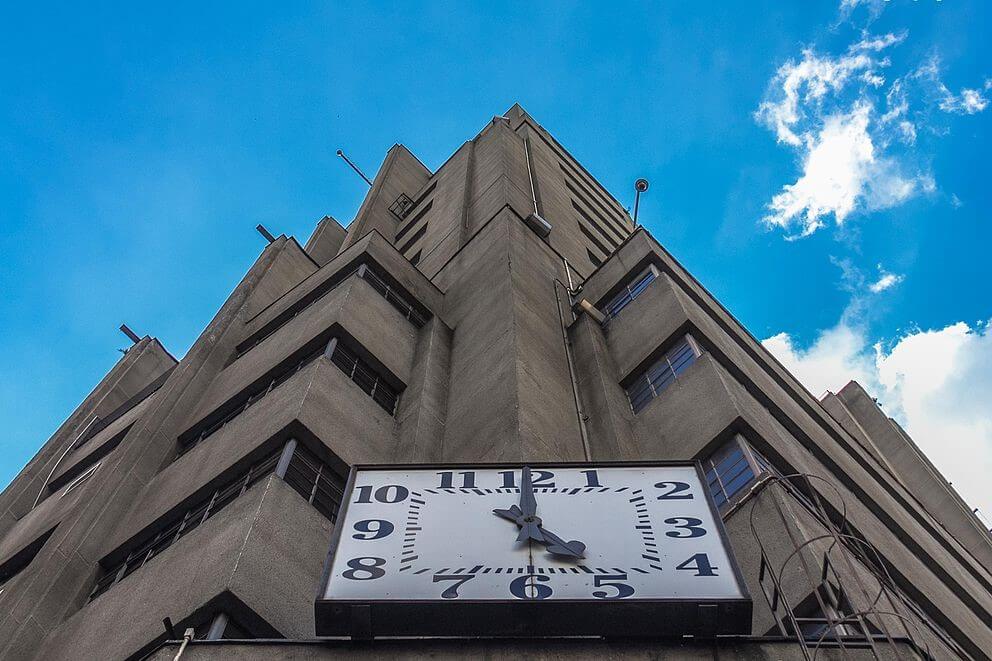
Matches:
[342,557,386,580]
[676,553,719,577]
[592,573,635,599]
[509,574,553,600]
[664,516,707,538]
[432,574,475,599]
[352,519,394,540]
[654,481,693,500]
[354,484,409,504]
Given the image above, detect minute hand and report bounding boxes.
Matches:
[516,466,542,543]
[536,525,586,559]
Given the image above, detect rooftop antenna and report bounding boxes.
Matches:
[336,149,373,187]
[119,324,142,345]
[633,178,649,226]
[255,224,276,243]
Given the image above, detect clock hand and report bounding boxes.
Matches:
[535,525,586,559]
[515,466,543,542]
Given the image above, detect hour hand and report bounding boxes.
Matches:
[536,526,585,559]
[492,504,545,542]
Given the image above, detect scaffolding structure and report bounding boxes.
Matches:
[746,472,954,660]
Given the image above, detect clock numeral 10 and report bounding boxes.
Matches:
[354,484,409,504]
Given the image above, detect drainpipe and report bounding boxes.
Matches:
[32,414,100,508]
[554,280,592,461]
[172,628,195,661]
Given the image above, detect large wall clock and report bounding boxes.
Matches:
[316,462,751,638]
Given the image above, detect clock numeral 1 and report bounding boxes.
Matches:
[432,574,475,599]
[354,484,409,504]
[437,471,476,489]
[342,557,386,580]
[580,469,602,487]
[676,553,719,577]
[509,574,553,600]
[592,573,634,599]
[664,517,707,538]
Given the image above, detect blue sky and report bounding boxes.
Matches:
[1,2,989,517]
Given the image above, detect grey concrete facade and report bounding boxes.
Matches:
[1,104,990,660]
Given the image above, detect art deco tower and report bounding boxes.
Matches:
[1,105,990,660]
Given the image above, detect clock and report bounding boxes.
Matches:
[315,462,751,638]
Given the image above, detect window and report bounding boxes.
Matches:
[586,249,602,268]
[90,440,344,601]
[602,265,659,322]
[394,200,433,242]
[397,223,427,256]
[235,262,429,359]
[702,435,774,512]
[60,462,100,498]
[357,265,428,326]
[179,343,326,456]
[0,527,57,594]
[192,612,257,641]
[625,335,699,413]
[328,340,400,414]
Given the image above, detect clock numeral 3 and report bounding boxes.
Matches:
[654,481,693,500]
[509,574,553,600]
[676,553,719,577]
[352,519,394,540]
[664,516,707,538]
[592,573,635,599]
[432,574,475,599]
[342,557,386,580]
[354,484,409,504]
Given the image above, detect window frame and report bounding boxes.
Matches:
[625,333,701,414]
[702,434,774,513]
[601,264,661,323]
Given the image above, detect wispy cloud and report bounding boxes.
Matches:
[868,267,904,293]
[755,25,987,239]
[763,314,992,519]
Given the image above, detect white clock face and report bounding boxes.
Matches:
[322,464,746,603]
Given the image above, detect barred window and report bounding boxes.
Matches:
[702,435,774,512]
[90,448,281,601]
[602,265,659,322]
[328,341,399,415]
[179,344,325,456]
[235,262,429,359]
[357,265,427,327]
[90,440,344,602]
[282,443,346,522]
[625,335,699,413]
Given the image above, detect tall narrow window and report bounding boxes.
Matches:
[702,435,774,512]
[602,265,659,322]
[625,335,699,413]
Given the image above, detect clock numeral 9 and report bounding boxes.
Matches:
[676,553,718,577]
[352,519,394,540]
[592,573,635,599]
[432,574,475,599]
[655,481,693,500]
[509,574,553,600]
[342,557,386,580]
[664,517,707,538]
[354,484,409,504]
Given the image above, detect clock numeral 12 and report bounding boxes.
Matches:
[499,470,555,489]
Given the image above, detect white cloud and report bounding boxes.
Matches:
[763,318,992,519]
[939,86,990,115]
[868,269,903,293]
[762,102,925,236]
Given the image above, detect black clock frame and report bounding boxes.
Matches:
[314,460,752,639]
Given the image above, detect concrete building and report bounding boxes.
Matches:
[1,104,990,660]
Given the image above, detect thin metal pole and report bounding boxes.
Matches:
[336,150,373,187]
[633,190,642,225]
